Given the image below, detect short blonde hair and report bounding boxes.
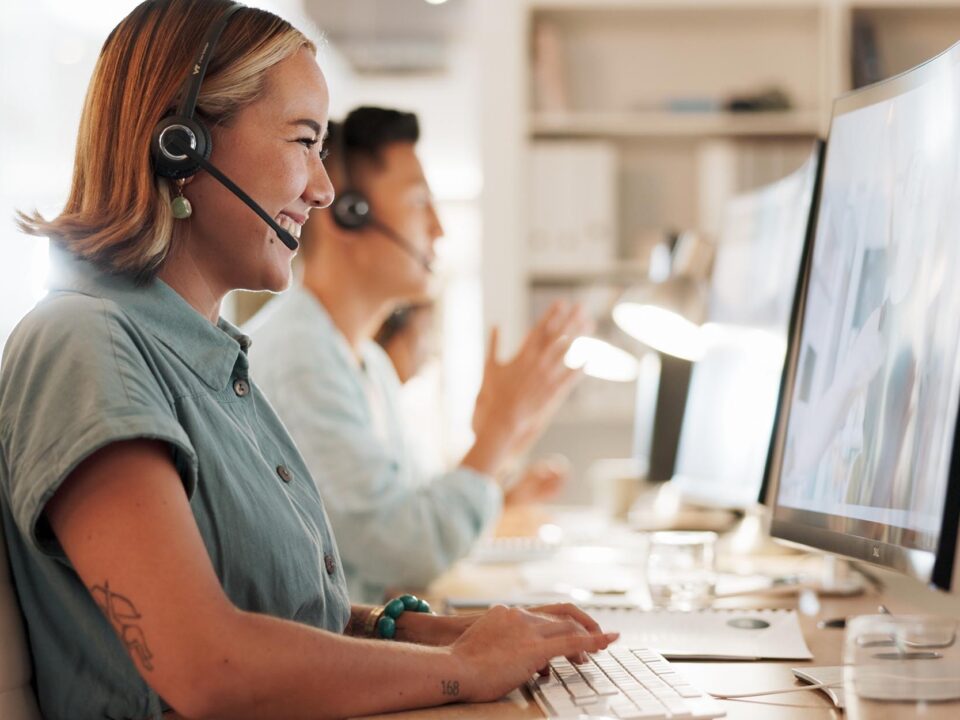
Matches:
[17,0,315,281]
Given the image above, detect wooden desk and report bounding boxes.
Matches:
[358,510,959,720]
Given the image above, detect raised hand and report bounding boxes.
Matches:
[464,301,592,477]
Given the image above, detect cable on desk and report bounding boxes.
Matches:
[710,671,957,700]
[709,681,841,700]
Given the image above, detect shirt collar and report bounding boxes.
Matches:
[48,247,250,390]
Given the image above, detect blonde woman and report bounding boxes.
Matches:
[0,2,615,719]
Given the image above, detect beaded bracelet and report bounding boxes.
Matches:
[376,593,432,639]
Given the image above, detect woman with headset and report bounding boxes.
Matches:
[0,2,616,718]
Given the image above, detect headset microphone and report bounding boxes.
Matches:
[167,138,299,251]
[332,190,433,273]
[373,220,434,273]
[150,2,299,251]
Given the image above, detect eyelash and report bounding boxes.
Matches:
[298,137,329,159]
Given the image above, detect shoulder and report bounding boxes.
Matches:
[4,291,141,366]
[0,291,170,424]
[246,290,344,380]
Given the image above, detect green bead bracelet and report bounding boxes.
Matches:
[375,594,432,639]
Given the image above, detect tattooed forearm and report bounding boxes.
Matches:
[90,580,155,671]
[440,680,460,697]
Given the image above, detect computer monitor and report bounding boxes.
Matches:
[672,143,823,510]
[770,40,960,593]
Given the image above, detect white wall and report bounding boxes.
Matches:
[0,0,323,354]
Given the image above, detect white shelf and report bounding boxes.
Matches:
[531,110,823,138]
[529,261,648,285]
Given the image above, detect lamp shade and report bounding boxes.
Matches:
[612,277,708,361]
[564,336,640,382]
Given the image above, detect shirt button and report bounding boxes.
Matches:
[233,379,250,397]
[324,554,336,575]
[276,464,292,483]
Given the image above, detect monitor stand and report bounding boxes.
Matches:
[794,661,960,707]
[810,555,867,596]
[716,506,800,557]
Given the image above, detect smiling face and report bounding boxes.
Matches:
[179,48,334,294]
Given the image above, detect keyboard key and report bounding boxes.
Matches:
[660,698,693,717]
[615,705,668,720]
[541,685,579,716]
[566,682,597,699]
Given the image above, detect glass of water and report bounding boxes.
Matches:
[645,530,717,610]
[843,614,960,719]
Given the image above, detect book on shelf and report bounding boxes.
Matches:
[529,140,619,274]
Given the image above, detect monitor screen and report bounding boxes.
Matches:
[771,41,960,589]
[673,145,821,509]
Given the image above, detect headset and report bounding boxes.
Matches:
[328,122,434,274]
[150,2,299,250]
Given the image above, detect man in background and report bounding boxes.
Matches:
[245,107,588,603]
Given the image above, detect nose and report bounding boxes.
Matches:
[428,201,444,241]
[305,158,335,209]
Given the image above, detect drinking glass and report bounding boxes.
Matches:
[645,530,717,610]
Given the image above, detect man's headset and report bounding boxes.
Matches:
[327,122,434,274]
[150,2,299,251]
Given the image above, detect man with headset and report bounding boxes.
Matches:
[245,106,588,603]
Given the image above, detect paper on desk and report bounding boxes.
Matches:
[586,607,813,660]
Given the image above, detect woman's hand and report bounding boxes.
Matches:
[464,301,592,477]
[399,601,598,650]
[450,604,618,703]
[504,455,571,506]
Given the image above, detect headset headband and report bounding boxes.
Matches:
[175,2,244,119]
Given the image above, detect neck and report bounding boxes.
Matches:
[158,243,226,324]
[302,262,392,356]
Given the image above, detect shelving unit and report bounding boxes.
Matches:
[476,0,960,502]
[531,110,823,138]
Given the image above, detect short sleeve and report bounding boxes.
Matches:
[0,293,198,555]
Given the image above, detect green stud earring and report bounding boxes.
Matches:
[171,178,192,219]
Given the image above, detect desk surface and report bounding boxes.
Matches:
[358,508,958,720]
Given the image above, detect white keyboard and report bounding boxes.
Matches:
[528,646,726,719]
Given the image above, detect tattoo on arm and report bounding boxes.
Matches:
[90,580,155,672]
[440,680,460,697]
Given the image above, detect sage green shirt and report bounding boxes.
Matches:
[0,249,350,720]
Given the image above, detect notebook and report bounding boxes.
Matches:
[577,607,813,661]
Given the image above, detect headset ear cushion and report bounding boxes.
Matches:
[332,190,372,230]
[151,115,212,179]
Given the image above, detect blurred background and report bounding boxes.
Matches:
[3,0,960,505]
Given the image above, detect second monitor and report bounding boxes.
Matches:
[672,143,823,511]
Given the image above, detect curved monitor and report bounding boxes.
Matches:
[770,41,960,591]
[673,145,821,510]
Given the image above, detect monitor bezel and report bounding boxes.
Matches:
[769,40,960,591]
